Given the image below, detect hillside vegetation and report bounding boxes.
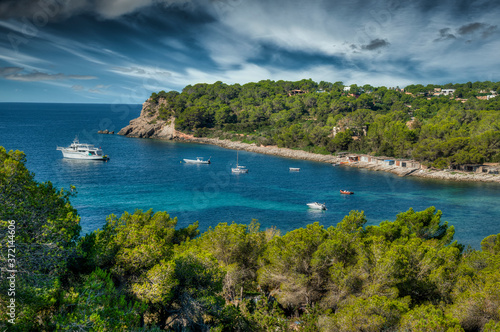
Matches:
[1,147,500,331]
[150,80,500,168]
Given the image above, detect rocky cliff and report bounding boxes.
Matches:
[118,97,177,139]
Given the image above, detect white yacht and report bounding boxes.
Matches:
[183,157,211,164]
[307,202,326,210]
[231,151,248,173]
[57,137,108,161]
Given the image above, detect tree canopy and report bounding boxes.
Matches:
[149,80,500,167]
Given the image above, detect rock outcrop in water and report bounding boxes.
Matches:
[118,97,177,139]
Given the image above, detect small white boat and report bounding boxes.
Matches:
[289,167,300,171]
[232,165,249,174]
[57,136,108,161]
[307,202,326,210]
[183,157,211,164]
[231,151,248,173]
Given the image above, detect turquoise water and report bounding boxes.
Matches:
[1,103,499,248]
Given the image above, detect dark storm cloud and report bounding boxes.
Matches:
[0,0,233,20]
[458,22,498,38]
[434,28,456,42]
[1,0,499,103]
[434,22,497,43]
[0,0,87,21]
[481,25,498,38]
[458,22,488,35]
[361,39,390,51]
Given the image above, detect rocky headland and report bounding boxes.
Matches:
[118,101,500,183]
[118,97,177,139]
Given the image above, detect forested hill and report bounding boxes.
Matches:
[149,79,500,168]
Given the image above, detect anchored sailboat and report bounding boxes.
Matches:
[231,150,248,173]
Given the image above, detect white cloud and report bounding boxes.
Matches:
[89,84,111,93]
[4,70,97,81]
[109,65,172,79]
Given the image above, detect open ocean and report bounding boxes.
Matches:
[1,102,499,248]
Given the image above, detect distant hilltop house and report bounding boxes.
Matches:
[431,88,455,96]
[343,86,351,92]
[287,89,306,96]
[479,90,497,94]
[332,118,367,138]
[476,95,497,100]
[476,90,498,100]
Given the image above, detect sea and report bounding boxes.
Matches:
[1,103,499,249]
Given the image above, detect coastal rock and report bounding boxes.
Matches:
[118,97,177,139]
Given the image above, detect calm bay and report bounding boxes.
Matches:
[1,102,499,248]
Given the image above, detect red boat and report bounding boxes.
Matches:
[340,190,354,195]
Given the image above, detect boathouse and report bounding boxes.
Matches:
[360,155,372,163]
[450,164,500,174]
[395,160,421,168]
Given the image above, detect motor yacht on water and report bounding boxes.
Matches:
[307,202,326,210]
[183,157,211,164]
[57,137,108,161]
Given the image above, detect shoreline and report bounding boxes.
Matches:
[173,136,500,184]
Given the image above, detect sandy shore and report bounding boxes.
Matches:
[175,136,500,184]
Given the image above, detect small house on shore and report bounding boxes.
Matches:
[450,164,500,174]
[395,160,421,168]
[347,155,359,162]
[360,155,372,163]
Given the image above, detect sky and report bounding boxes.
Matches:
[0,0,499,104]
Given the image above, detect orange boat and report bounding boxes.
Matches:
[340,190,354,195]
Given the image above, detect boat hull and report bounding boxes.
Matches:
[59,150,108,160]
[307,203,326,210]
[183,159,210,164]
[340,190,354,195]
[231,168,248,173]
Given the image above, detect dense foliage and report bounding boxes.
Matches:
[2,149,500,331]
[150,80,500,168]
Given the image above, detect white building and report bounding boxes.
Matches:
[442,89,456,96]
